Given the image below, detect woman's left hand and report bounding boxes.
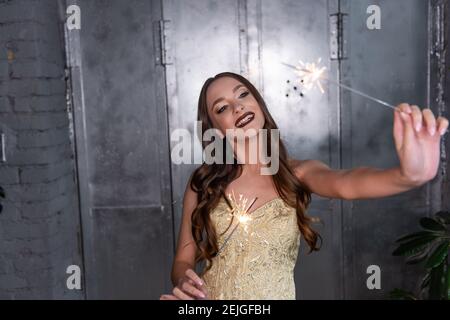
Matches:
[393,103,449,185]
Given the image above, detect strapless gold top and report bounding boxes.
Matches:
[201,196,301,300]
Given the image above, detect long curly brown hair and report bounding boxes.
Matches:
[190,72,321,275]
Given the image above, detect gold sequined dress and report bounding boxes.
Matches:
[201,196,301,300]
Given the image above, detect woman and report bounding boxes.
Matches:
[160,72,449,300]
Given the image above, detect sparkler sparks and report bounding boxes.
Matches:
[216,191,257,255]
[282,59,397,110]
[214,191,322,256]
[295,58,327,93]
[229,191,256,226]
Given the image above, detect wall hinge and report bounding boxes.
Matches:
[0,132,5,163]
[329,12,347,60]
[154,19,173,66]
[0,124,16,164]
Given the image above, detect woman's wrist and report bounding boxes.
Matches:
[393,166,426,187]
[171,260,195,287]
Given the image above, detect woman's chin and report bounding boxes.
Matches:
[227,125,261,140]
[243,127,259,138]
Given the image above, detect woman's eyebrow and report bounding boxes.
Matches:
[210,84,245,109]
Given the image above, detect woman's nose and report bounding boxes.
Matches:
[233,104,244,113]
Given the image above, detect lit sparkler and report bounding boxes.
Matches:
[216,191,257,255]
[282,59,397,110]
[294,58,327,93]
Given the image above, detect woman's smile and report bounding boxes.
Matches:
[235,112,255,128]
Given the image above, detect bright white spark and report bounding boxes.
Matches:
[227,190,255,226]
[294,58,327,93]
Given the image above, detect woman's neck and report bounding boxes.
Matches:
[241,162,264,176]
[232,134,266,166]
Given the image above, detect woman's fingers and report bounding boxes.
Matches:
[187,278,208,295]
[181,280,206,299]
[395,104,413,147]
[396,103,448,138]
[422,108,436,136]
[173,286,194,300]
[437,116,449,135]
[160,294,179,300]
[397,103,412,114]
[185,269,208,296]
[393,108,404,150]
[398,107,414,148]
[185,269,204,287]
[410,105,423,132]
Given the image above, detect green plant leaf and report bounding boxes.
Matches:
[421,272,431,290]
[425,241,450,269]
[389,288,417,300]
[444,263,450,300]
[406,249,429,265]
[420,217,447,231]
[392,234,438,256]
[395,231,437,243]
[429,261,445,300]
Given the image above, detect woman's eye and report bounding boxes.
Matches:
[239,91,249,98]
[216,92,248,114]
[217,105,228,114]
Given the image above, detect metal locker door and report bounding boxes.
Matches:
[259,0,342,300]
[339,0,429,299]
[163,0,243,271]
[65,0,173,299]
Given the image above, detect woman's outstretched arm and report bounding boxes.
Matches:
[292,159,423,200]
[291,103,449,201]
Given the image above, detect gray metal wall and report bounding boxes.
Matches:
[63,0,442,299]
[64,0,173,299]
[339,0,429,299]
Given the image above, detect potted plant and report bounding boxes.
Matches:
[390,211,450,300]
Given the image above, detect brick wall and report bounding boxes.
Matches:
[0,0,84,299]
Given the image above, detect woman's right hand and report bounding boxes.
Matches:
[160,268,208,300]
